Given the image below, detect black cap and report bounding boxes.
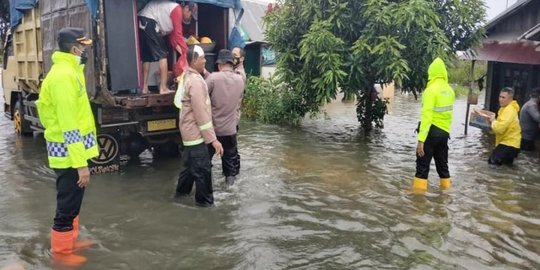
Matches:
[57,27,92,45]
[215,49,234,65]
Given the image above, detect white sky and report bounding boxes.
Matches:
[485,0,518,20]
[252,0,518,21]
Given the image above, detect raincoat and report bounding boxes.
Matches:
[492,100,521,148]
[418,58,455,142]
[36,51,99,169]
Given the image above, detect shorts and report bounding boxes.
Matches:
[138,16,168,62]
[488,144,520,166]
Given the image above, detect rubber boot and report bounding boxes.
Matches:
[51,229,87,266]
[73,216,95,250]
[440,178,451,191]
[412,177,428,195]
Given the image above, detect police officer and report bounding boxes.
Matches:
[413,58,455,195]
[36,27,98,265]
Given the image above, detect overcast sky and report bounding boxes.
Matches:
[485,0,518,20]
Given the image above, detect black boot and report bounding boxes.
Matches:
[225,176,236,187]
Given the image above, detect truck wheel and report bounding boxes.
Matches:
[14,101,32,136]
[124,133,149,159]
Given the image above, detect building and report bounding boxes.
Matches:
[473,0,540,110]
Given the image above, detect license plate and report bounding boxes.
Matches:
[147,119,177,132]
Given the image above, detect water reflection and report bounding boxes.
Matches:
[0,93,539,269]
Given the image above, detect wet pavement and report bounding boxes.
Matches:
[1,90,539,269]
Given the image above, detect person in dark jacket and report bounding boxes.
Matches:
[519,88,540,151]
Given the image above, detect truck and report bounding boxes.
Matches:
[2,0,242,173]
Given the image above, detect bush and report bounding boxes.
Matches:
[242,76,303,125]
[447,60,487,87]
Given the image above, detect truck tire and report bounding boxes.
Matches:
[14,101,32,136]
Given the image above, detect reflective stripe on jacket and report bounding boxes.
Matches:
[492,100,521,148]
[179,67,217,146]
[418,58,455,142]
[36,51,99,168]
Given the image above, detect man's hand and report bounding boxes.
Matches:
[416,141,425,157]
[488,114,496,122]
[212,140,224,157]
[77,167,90,188]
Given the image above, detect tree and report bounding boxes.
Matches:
[0,0,9,62]
[264,0,485,130]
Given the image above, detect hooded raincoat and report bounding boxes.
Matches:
[492,100,521,149]
[36,51,99,169]
[418,58,455,142]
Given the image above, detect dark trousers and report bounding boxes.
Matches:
[176,143,214,207]
[489,144,520,166]
[208,134,240,177]
[415,127,450,179]
[521,138,536,151]
[53,168,85,232]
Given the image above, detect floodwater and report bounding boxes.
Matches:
[1,92,539,270]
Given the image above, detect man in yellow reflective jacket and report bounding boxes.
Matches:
[487,87,521,166]
[36,27,98,266]
[413,58,455,195]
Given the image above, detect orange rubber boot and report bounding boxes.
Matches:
[73,216,95,250]
[51,229,87,266]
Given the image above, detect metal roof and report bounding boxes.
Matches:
[239,0,267,42]
[485,0,533,31]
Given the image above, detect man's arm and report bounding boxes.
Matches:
[169,5,186,56]
[205,74,215,97]
[526,103,540,123]
[417,89,435,143]
[492,107,514,134]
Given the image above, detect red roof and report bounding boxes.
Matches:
[468,41,540,65]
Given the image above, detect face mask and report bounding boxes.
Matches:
[80,51,88,65]
[74,47,88,65]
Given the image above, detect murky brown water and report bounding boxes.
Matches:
[1,92,539,269]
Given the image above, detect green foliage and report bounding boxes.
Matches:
[264,0,486,129]
[356,93,389,129]
[0,0,9,49]
[242,76,303,125]
[447,60,487,87]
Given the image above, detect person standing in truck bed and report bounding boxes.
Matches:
[138,0,197,94]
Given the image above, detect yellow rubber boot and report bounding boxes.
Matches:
[440,178,451,191]
[412,177,428,195]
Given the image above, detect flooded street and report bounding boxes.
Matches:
[1,92,540,269]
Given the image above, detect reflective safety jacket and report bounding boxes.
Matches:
[36,51,99,169]
[418,58,455,142]
[492,100,521,148]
